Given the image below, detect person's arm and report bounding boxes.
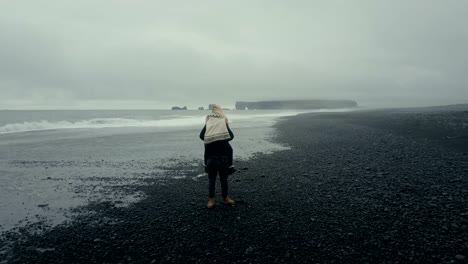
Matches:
[199,125,206,140]
[227,123,234,141]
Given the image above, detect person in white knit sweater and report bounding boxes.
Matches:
[199,104,237,208]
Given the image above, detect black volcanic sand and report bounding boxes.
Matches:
[2,106,468,263]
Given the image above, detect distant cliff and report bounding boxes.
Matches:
[235,100,358,110]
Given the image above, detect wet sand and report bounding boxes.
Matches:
[2,105,468,263]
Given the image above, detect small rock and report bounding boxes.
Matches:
[245,246,254,254]
[285,252,291,258]
[38,204,49,208]
[455,255,465,261]
[209,227,220,232]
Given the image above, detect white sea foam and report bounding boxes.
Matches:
[0,117,205,134]
[0,109,353,134]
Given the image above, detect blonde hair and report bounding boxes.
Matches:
[211,104,226,118]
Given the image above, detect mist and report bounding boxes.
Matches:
[1,0,467,109]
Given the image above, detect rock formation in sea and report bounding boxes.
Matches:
[235,100,358,110]
[171,106,188,110]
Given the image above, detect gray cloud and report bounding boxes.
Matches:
[1,0,467,109]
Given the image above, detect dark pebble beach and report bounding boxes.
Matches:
[2,105,468,263]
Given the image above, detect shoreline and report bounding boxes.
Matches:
[0,116,287,233]
[2,106,468,263]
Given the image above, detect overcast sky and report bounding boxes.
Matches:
[1,0,467,109]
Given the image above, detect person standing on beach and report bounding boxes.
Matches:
[199,104,236,208]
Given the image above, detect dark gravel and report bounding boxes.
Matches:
[2,106,468,263]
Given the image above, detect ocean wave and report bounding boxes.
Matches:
[0,109,353,134]
[0,117,205,134]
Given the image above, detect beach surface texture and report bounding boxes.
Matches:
[2,105,468,263]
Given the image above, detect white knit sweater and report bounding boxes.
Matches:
[204,114,231,144]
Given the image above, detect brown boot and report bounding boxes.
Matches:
[207,198,216,209]
[223,197,235,205]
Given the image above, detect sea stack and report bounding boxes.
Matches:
[235,100,358,110]
[171,106,188,110]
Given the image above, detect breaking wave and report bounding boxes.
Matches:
[0,109,353,134]
[0,117,205,134]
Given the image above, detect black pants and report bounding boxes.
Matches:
[204,142,233,167]
[207,156,229,199]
